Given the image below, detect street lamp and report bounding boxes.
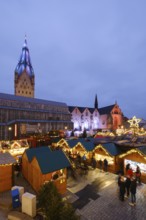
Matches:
[8,127,12,140]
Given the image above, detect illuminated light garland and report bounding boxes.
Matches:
[72,142,87,152]
[93,144,113,157]
[128,116,141,128]
[119,149,146,160]
[116,116,146,136]
[0,163,13,166]
[57,138,67,146]
[94,132,115,138]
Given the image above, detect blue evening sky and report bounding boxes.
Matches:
[0,1,146,119]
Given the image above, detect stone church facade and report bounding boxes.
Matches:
[69,96,123,131]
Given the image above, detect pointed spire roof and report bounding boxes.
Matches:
[15,36,34,76]
[94,94,98,109]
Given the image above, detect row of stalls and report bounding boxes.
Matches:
[52,138,146,183]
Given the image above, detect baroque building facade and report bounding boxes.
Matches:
[0,38,72,140]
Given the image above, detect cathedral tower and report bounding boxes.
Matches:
[14,37,35,98]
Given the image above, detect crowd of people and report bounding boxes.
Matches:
[118,164,141,206]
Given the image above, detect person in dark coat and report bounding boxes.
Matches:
[126,163,130,172]
[103,158,108,172]
[99,159,103,171]
[135,165,141,184]
[129,177,137,206]
[125,175,131,198]
[92,157,97,169]
[119,176,126,201]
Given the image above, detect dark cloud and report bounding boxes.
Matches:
[0,1,146,119]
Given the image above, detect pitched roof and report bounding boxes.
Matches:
[68,104,115,115]
[24,146,71,174]
[101,143,122,156]
[98,105,115,115]
[0,152,16,165]
[0,92,67,107]
[138,146,146,155]
[67,138,95,151]
[88,108,95,114]
[67,139,79,148]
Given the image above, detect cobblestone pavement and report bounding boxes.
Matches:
[0,169,146,220]
[66,168,146,220]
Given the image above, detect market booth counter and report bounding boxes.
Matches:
[119,146,146,183]
[22,146,71,194]
[0,152,16,192]
[93,143,122,173]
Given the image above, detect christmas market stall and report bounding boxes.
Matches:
[22,147,71,194]
[119,146,146,183]
[0,139,29,162]
[51,138,69,151]
[93,143,122,173]
[0,152,16,192]
[66,138,95,160]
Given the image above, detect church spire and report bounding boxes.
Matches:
[94,94,98,109]
[14,37,35,98]
[15,37,34,77]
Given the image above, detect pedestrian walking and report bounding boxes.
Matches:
[125,175,131,198]
[92,157,97,169]
[99,159,103,171]
[129,176,137,206]
[103,158,108,172]
[119,176,126,201]
[117,173,122,198]
[135,165,141,185]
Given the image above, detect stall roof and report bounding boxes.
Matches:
[138,146,146,155]
[0,152,16,165]
[67,138,95,151]
[101,143,122,156]
[51,137,62,143]
[24,146,71,174]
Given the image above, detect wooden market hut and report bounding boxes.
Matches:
[22,146,71,194]
[118,146,146,183]
[66,138,93,159]
[93,143,122,173]
[0,152,16,192]
[52,138,70,152]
